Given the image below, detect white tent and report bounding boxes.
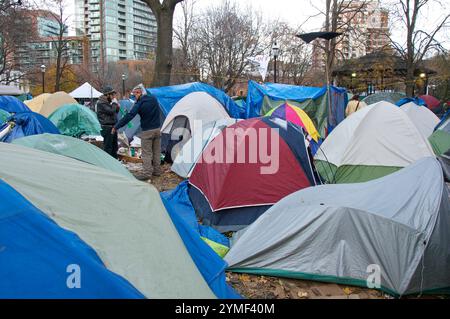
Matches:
[171,118,240,178]
[314,101,435,183]
[70,82,102,99]
[400,102,440,138]
[161,92,231,135]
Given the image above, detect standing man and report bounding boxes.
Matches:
[97,86,120,158]
[113,85,161,182]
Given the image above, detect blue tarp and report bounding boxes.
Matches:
[0,179,145,298]
[1,112,60,143]
[148,82,244,119]
[161,181,239,299]
[0,96,31,113]
[396,97,426,107]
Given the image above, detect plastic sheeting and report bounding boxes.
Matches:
[148,82,243,118]
[161,181,240,299]
[48,104,101,137]
[362,92,406,105]
[0,109,10,123]
[0,95,31,113]
[396,97,426,107]
[12,134,133,178]
[226,157,450,297]
[0,179,144,299]
[0,112,60,143]
[0,143,216,299]
[245,81,347,136]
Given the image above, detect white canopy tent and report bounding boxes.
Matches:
[69,82,102,99]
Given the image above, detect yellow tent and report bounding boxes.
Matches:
[24,92,78,117]
[24,93,51,113]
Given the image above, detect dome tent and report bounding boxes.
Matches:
[0,95,31,113]
[0,142,239,298]
[428,111,450,156]
[0,112,60,143]
[225,157,450,297]
[26,91,78,117]
[265,102,322,155]
[0,179,144,298]
[161,91,231,156]
[171,118,240,178]
[314,101,434,183]
[400,102,440,138]
[189,117,320,232]
[12,134,133,179]
[362,92,406,105]
[48,103,101,137]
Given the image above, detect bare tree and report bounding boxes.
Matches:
[142,0,184,87]
[173,0,201,83]
[387,0,449,96]
[0,1,36,84]
[43,0,71,92]
[271,23,312,85]
[195,0,266,93]
[310,0,370,83]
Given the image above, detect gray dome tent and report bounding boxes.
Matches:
[226,157,450,297]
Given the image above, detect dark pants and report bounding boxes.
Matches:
[101,125,118,159]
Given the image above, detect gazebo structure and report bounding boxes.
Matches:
[332,51,436,95]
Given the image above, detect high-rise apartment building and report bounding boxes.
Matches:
[74,0,157,71]
[312,0,390,70]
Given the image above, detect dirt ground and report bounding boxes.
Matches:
[123,161,446,300]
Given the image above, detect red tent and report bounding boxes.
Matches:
[419,95,440,111]
[189,118,319,212]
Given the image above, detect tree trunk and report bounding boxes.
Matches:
[153,8,175,87]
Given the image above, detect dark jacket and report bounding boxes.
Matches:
[96,95,119,126]
[115,94,161,131]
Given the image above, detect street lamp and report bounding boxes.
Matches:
[122,74,126,97]
[351,72,356,91]
[420,72,428,95]
[272,42,279,83]
[40,64,46,94]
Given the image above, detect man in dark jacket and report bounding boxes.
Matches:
[112,85,161,182]
[97,86,120,158]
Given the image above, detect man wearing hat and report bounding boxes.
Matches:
[112,84,161,182]
[97,85,120,158]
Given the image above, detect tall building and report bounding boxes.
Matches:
[13,10,87,70]
[74,0,157,71]
[312,0,390,70]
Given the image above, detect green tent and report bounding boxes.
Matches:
[428,115,450,156]
[48,103,101,137]
[0,142,215,299]
[12,133,133,179]
[0,109,10,123]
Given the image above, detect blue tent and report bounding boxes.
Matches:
[148,82,244,119]
[0,112,60,143]
[396,97,426,107]
[246,80,348,135]
[161,182,240,299]
[0,179,144,298]
[0,96,31,113]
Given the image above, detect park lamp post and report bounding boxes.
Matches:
[122,73,126,97]
[351,72,357,91]
[420,72,428,95]
[40,64,46,94]
[272,42,279,83]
